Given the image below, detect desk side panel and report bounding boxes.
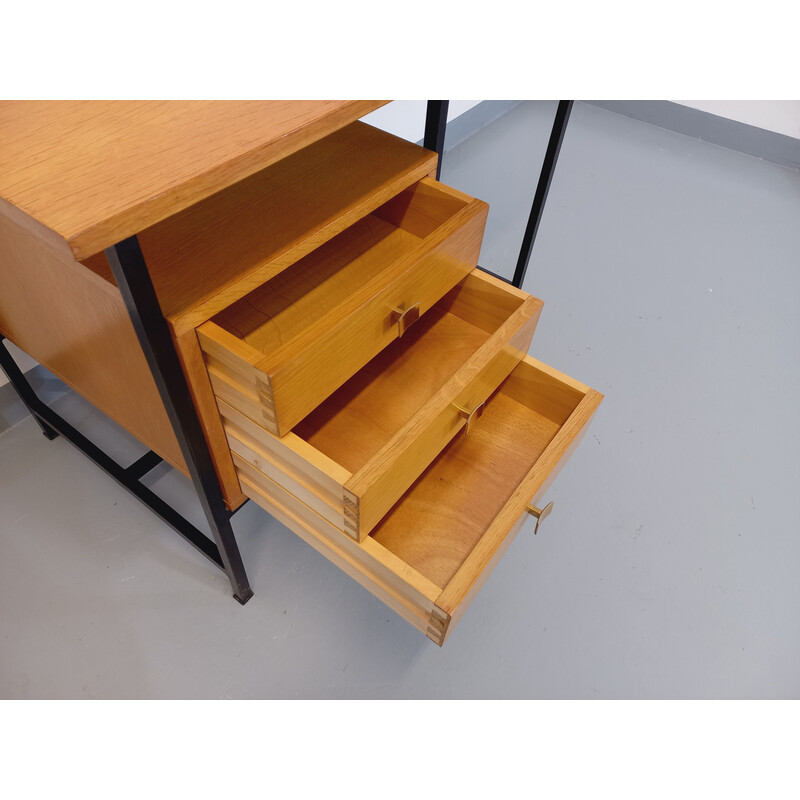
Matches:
[0,213,188,474]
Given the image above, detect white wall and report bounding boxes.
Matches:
[362,100,480,142]
[370,100,800,143]
[674,101,800,140]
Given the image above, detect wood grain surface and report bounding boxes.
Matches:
[0,100,386,259]
[0,215,186,473]
[131,121,435,333]
[202,179,486,436]
[237,471,443,634]
[294,308,491,473]
[370,390,561,588]
[370,356,602,615]
[173,329,247,509]
[213,216,422,353]
[349,291,542,537]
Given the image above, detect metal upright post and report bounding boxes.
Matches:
[423,100,449,180]
[511,100,573,289]
[105,236,253,604]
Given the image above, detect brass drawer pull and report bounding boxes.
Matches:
[390,302,421,337]
[454,400,486,435]
[526,501,554,534]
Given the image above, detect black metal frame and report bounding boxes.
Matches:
[0,335,238,574]
[423,99,573,289]
[0,234,254,604]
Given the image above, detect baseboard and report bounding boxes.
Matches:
[585,100,800,170]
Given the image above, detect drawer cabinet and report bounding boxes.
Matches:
[188,123,602,642]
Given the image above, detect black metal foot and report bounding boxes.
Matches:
[234,588,254,605]
[41,427,60,440]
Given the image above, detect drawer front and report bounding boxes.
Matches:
[197,179,489,437]
[218,270,544,541]
[237,355,603,645]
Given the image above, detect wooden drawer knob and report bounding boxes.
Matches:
[390,302,420,337]
[526,500,554,534]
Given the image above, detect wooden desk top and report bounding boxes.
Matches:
[0,100,386,259]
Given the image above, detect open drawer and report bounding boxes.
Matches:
[237,355,603,645]
[214,270,543,540]
[197,178,489,437]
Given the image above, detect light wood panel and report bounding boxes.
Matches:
[237,471,443,629]
[230,439,347,531]
[293,271,542,538]
[0,100,386,259]
[130,121,437,333]
[349,297,541,535]
[199,179,488,435]
[0,214,186,473]
[294,309,492,472]
[370,391,557,586]
[240,472,447,642]
[214,218,421,352]
[217,395,351,497]
[173,329,247,509]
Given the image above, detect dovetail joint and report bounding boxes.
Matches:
[254,376,277,431]
[342,491,360,538]
[427,608,450,646]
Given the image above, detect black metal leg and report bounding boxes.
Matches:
[511,100,574,289]
[0,337,59,439]
[424,100,449,180]
[105,236,253,604]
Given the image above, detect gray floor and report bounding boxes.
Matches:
[1,101,798,699]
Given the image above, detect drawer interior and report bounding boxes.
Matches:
[370,358,586,587]
[290,270,530,473]
[211,179,475,366]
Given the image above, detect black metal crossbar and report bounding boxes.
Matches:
[0,336,225,570]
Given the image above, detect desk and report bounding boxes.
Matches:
[0,101,599,644]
